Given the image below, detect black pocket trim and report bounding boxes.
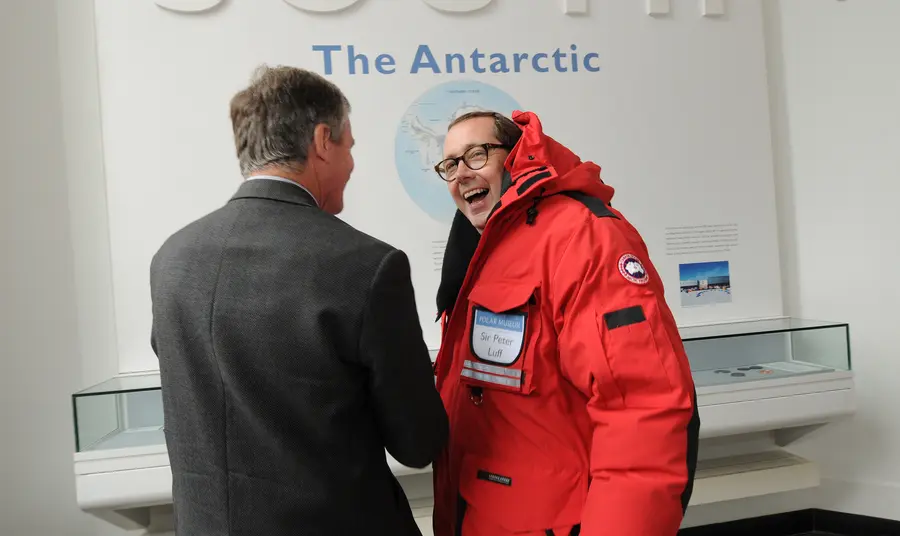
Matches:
[604,305,646,330]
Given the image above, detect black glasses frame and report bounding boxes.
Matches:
[434,143,512,182]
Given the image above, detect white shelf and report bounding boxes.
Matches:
[691,450,820,505]
[74,444,427,530]
[697,370,854,439]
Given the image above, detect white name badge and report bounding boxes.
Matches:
[471,308,526,365]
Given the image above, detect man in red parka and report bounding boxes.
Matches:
[431,110,700,536]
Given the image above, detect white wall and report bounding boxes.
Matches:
[0,0,121,534]
[55,0,120,391]
[769,0,900,520]
[92,0,786,373]
[683,0,900,525]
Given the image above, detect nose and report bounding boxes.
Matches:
[454,160,476,183]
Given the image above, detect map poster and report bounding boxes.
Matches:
[395,80,521,227]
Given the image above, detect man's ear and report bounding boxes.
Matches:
[311,123,332,162]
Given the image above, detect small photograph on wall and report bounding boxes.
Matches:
[679,260,732,307]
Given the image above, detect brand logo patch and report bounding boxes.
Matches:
[470,308,526,365]
[618,253,649,285]
[477,470,513,486]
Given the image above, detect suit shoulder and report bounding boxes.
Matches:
[311,212,398,259]
[153,205,235,259]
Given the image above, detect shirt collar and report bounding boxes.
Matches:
[246,175,320,207]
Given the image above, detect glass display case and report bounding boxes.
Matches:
[72,373,165,452]
[72,317,851,452]
[681,318,850,389]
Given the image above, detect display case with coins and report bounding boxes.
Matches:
[72,317,854,531]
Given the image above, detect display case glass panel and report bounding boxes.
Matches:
[72,373,165,452]
[72,318,851,452]
[681,318,850,388]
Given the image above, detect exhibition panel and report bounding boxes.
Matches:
[91,0,785,373]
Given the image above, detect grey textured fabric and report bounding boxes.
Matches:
[150,179,448,536]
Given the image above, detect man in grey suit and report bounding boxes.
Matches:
[150,65,448,536]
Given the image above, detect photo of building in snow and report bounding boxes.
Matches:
[679,260,732,307]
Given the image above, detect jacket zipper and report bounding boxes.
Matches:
[434,188,542,388]
[434,208,509,390]
[435,191,540,536]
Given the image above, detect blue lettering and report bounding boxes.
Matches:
[475,311,524,331]
[411,44,441,74]
[375,53,396,74]
[348,45,368,75]
[532,53,549,73]
[514,53,529,73]
[489,53,509,73]
[312,45,342,75]
[471,49,486,73]
[445,53,466,73]
[552,48,567,72]
[315,44,600,76]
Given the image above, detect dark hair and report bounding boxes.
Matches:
[229,65,350,177]
[448,110,522,148]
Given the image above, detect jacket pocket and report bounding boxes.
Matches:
[457,453,584,533]
[596,304,676,405]
[460,280,541,396]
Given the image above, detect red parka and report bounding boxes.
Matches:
[432,111,700,536]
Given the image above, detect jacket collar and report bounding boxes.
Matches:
[230,177,319,208]
[499,110,613,206]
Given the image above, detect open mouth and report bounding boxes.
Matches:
[463,188,489,204]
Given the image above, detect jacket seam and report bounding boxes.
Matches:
[208,207,244,532]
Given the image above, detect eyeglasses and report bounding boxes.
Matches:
[434,143,511,182]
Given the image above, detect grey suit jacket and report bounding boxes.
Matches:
[150,179,448,536]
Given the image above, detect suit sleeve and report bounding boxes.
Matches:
[149,255,159,357]
[359,248,449,468]
[551,218,700,536]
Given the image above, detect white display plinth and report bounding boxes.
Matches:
[72,317,854,531]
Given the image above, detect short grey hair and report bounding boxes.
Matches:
[229,65,350,177]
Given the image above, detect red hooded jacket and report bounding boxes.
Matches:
[432,111,700,536]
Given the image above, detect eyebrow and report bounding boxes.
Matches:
[443,141,497,160]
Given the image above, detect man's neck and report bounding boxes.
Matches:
[249,165,322,206]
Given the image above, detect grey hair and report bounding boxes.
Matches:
[229,64,350,177]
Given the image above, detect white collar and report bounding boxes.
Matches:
[247,175,320,207]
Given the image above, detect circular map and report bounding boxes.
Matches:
[394,79,521,224]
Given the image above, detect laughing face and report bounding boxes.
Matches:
[440,116,511,233]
